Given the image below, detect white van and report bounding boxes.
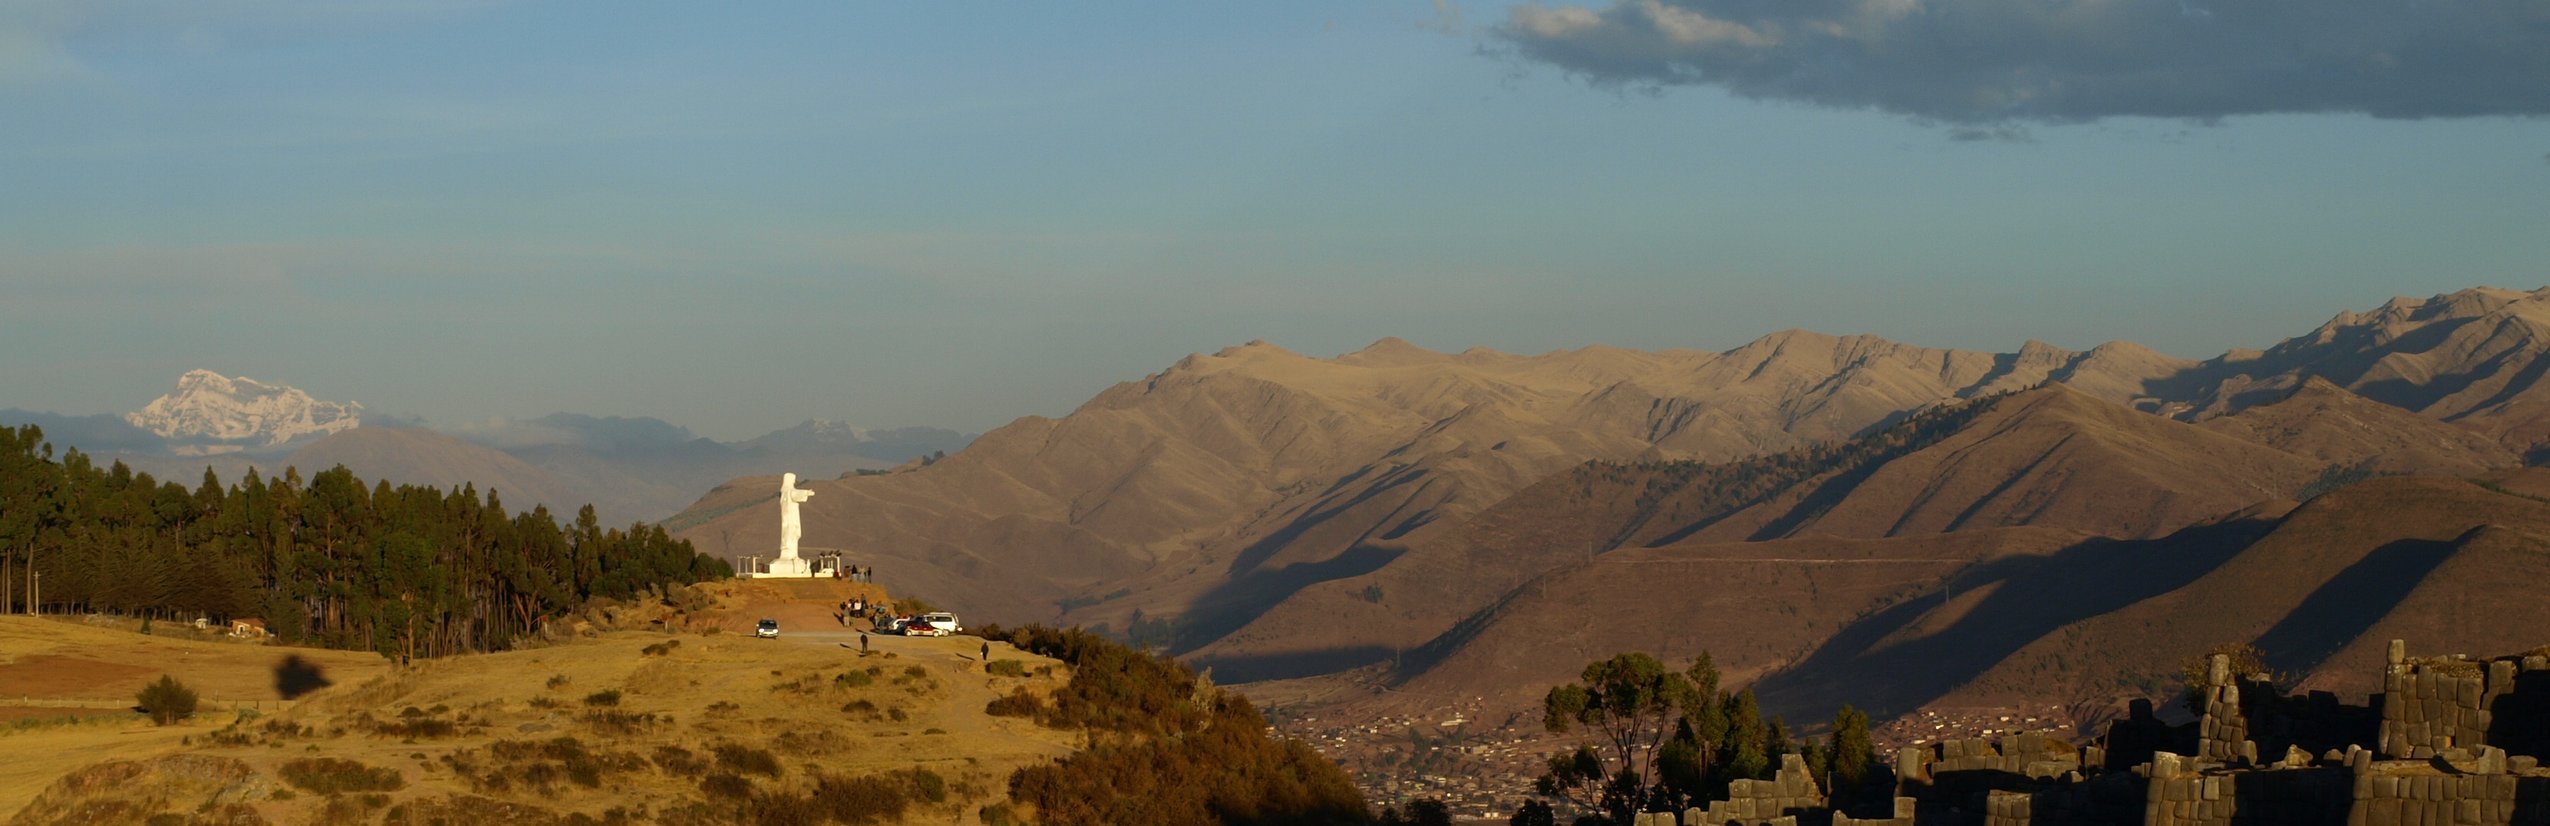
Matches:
[908,612,961,637]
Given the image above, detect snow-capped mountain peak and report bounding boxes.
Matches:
[125,369,362,452]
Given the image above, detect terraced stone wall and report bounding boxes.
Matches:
[2380,641,2550,761]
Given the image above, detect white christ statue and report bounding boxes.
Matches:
[777,472,815,561]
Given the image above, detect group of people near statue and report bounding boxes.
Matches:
[838,597,889,627]
[834,564,873,583]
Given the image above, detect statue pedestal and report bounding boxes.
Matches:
[760,555,814,578]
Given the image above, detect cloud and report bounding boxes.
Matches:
[1494,0,2550,123]
[0,14,96,86]
[0,0,498,86]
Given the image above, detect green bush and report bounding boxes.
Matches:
[582,689,622,707]
[136,674,199,726]
[985,659,1027,677]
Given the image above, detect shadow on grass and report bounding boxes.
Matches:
[275,655,331,700]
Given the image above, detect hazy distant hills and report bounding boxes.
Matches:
[1,375,972,525]
[669,285,2550,729]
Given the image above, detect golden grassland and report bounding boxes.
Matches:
[0,588,1076,825]
[0,614,396,811]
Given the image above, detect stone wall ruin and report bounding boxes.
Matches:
[1648,641,2550,826]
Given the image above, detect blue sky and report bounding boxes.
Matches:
[5,1,2546,439]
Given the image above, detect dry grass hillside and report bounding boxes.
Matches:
[653,286,2550,757]
[0,617,395,810]
[1377,526,2095,719]
[1188,385,2319,682]
[1640,385,2315,543]
[2165,287,2550,445]
[1230,395,2549,738]
[2195,377,2519,477]
[0,584,1078,825]
[670,333,2182,644]
[1282,469,2550,742]
[1862,472,2550,714]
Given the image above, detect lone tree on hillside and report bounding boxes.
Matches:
[1537,653,1700,821]
[136,674,199,726]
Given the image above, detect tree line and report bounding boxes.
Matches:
[0,424,729,661]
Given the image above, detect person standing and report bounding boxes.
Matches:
[981,641,990,661]
[860,633,869,653]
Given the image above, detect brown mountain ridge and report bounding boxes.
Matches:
[666,285,2550,733]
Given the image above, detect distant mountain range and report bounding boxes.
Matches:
[666,285,2550,733]
[0,373,973,526]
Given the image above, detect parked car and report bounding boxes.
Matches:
[900,612,959,637]
[755,618,780,639]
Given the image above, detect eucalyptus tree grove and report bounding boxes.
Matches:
[0,424,729,660]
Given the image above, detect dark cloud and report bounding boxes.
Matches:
[1495,0,2550,123]
[1948,123,2032,142]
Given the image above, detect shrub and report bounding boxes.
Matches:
[835,670,874,689]
[583,690,622,708]
[374,717,458,739]
[546,674,571,689]
[906,767,946,803]
[713,743,782,777]
[985,689,1044,718]
[996,625,1370,825]
[641,639,681,657]
[136,674,199,726]
[652,745,705,775]
[804,767,952,824]
[581,710,659,736]
[278,757,405,794]
[986,659,1027,678]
